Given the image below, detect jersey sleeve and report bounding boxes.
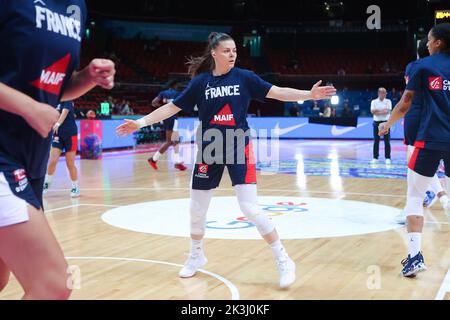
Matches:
[173,77,200,113]
[62,101,74,112]
[244,70,273,102]
[405,62,423,92]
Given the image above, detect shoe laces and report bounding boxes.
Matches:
[277,257,290,272]
[401,257,409,266]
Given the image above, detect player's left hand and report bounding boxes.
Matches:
[310,80,336,100]
[89,59,116,90]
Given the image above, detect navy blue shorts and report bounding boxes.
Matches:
[192,141,256,190]
[403,116,420,146]
[0,158,44,211]
[408,147,450,177]
[52,133,78,152]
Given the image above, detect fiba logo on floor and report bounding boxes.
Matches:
[102,196,403,240]
[207,201,309,230]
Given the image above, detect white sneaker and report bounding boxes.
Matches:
[370,159,378,164]
[70,186,80,198]
[276,256,296,288]
[179,252,208,278]
[385,159,391,165]
[395,211,407,225]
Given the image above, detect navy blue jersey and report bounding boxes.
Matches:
[404,61,424,120]
[56,101,77,136]
[0,0,86,179]
[173,67,272,133]
[406,53,450,152]
[158,88,180,123]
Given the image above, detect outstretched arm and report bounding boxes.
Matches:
[115,102,181,137]
[378,90,414,136]
[266,80,336,102]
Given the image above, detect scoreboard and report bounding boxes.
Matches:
[435,10,450,25]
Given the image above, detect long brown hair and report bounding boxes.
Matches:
[186,32,234,78]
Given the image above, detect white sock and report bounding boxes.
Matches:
[152,151,161,161]
[190,239,204,255]
[71,180,78,189]
[430,174,444,194]
[45,174,53,184]
[439,195,449,210]
[407,232,422,258]
[173,152,181,164]
[270,239,288,260]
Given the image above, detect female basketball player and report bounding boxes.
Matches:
[0,1,115,299]
[396,38,449,224]
[43,101,80,198]
[116,32,335,288]
[379,23,450,277]
[148,80,187,171]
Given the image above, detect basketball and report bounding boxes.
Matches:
[86,110,96,120]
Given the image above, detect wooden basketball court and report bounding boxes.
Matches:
[1,139,449,300]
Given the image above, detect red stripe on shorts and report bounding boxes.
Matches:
[69,135,78,152]
[245,141,256,184]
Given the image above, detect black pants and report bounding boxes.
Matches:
[373,121,391,159]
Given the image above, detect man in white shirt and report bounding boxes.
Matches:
[370,87,392,164]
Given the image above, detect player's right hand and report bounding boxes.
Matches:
[378,122,389,136]
[115,119,140,137]
[24,102,60,138]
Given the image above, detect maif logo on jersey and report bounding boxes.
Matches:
[210,104,236,126]
[429,76,443,90]
[31,53,71,95]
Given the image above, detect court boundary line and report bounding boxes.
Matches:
[66,256,240,300]
[435,267,450,300]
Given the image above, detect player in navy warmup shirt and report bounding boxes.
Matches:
[402,38,448,215]
[148,79,187,171]
[116,32,336,288]
[0,0,115,299]
[43,101,81,198]
[380,23,450,278]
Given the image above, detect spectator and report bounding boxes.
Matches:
[341,102,353,117]
[120,100,132,115]
[366,64,374,74]
[320,103,332,117]
[312,100,320,111]
[337,67,346,76]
